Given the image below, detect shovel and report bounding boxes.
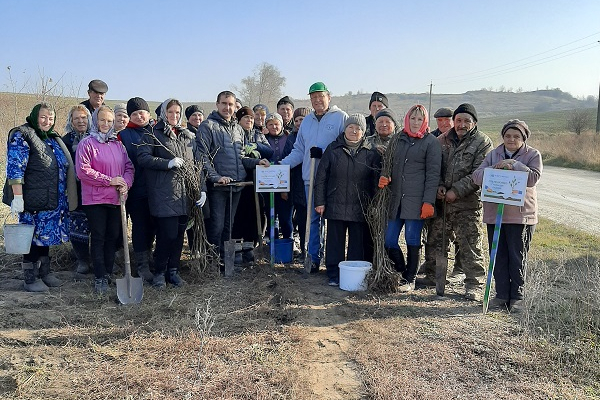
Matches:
[303,157,316,274]
[435,200,448,297]
[216,181,253,277]
[116,192,143,304]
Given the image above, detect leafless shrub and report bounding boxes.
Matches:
[567,108,593,134]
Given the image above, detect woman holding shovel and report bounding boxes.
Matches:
[76,106,134,295]
[137,98,205,288]
[473,119,542,312]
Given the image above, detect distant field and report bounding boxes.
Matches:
[477,109,595,136]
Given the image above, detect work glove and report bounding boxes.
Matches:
[195,192,207,207]
[168,157,184,169]
[420,203,435,219]
[309,147,323,159]
[378,176,391,189]
[10,194,24,216]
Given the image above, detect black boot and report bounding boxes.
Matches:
[399,245,420,292]
[38,256,63,287]
[135,251,153,282]
[22,261,49,292]
[72,240,91,279]
[386,248,406,274]
[167,269,185,287]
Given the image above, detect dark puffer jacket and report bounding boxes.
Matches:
[119,124,152,201]
[197,111,260,192]
[387,132,442,220]
[137,120,199,218]
[314,134,381,222]
[438,127,493,213]
[283,131,305,207]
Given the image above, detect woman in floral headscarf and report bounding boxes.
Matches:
[3,102,78,292]
[76,105,134,295]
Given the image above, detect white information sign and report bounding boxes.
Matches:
[255,165,290,193]
[480,168,528,206]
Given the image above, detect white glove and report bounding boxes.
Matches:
[168,157,184,169]
[11,194,24,216]
[196,192,207,207]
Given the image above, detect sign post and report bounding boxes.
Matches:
[256,165,290,268]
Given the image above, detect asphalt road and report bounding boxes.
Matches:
[536,166,600,236]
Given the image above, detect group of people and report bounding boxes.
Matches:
[3,79,543,310]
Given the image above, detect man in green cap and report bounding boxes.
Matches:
[280,82,348,276]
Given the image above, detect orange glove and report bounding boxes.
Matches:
[420,203,434,219]
[378,176,391,189]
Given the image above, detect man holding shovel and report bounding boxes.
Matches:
[197,91,269,261]
[280,82,348,273]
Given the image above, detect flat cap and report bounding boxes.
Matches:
[433,107,453,118]
[88,79,108,93]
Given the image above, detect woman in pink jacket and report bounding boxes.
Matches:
[76,106,134,295]
[473,119,542,312]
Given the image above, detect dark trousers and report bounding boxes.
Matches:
[154,215,188,274]
[325,219,366,280]
[232,185,261,244]
[487,223,535,301]
[84,204,121,279]
[23,244,50,263]
[206,189,241,256]
[125,197,156,253]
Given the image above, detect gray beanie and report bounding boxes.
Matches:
[113,103,127,116]
[501,119,530,140]
[265,112,283,126]
[375,108,399,128]
[344,113,367,132]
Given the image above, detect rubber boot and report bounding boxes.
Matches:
[167,268,185,287]
[399,245,420,292]
[135,251,154,282]
[152,273,166,288]
[386,248,406,274]
[72,240,91,280]
[22,262,49,292]
[38,256,63,287]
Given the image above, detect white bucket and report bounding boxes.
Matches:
[3,223,35,254]
[339,261,372,291]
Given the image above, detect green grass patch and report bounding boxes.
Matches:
[532,217,600,260]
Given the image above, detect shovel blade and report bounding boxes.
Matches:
[435,256,448,296]
[116,275,144,304]
[224,240,236,277]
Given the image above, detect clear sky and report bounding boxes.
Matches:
[2,0,599,103]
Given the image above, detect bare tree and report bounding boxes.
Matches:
[234,63,286,108]
[567,109,593,135]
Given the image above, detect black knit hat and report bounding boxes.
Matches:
[501,119,530,140]
[369,91,388,108]
[453,103,478,122]
[277,96,294,109]
[236,106,254,121]
[185,105,204,120]
[375,108,398,127]
[126,97,150,116]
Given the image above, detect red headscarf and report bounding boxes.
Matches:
[403,104,429,139]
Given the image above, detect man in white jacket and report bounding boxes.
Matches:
[280,82,348,273]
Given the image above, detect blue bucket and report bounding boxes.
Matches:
[271,238,294,263]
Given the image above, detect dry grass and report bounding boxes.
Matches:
[528,131,600,171]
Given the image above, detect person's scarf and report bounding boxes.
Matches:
[89,107,117,144]
[344,135,362,155]
[158,98,184,139]
[64,108,92,152]
[402,104,429,139]
[26,103,59,140]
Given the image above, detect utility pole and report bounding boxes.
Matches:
[428,81,433,124]
[596,81,600,133]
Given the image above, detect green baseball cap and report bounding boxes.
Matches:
[308,82,328,94]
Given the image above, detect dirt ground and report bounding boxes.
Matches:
[0,245,596,399]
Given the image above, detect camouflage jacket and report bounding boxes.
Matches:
[438,127,492,212]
